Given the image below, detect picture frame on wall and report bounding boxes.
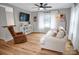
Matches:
[33,16,37,22]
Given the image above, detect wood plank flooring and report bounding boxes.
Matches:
[0,32,78,55]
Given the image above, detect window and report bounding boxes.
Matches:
[44,13,51,28]
[38,12,57,32]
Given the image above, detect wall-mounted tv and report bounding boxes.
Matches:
[19,12,30,22]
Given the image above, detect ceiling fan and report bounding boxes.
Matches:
[34,3,52,9]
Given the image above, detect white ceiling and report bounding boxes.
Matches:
[9,3,73,12]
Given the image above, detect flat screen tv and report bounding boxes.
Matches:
[19,12,30,22]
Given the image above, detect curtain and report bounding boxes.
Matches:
[50,11,57,29]
[38,11,57,33]
[38,12,44,30]
[69,5,79,49]
[69,7,76,40]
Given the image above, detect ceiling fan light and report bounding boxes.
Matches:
[39,8,44,10]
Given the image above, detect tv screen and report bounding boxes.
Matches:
[19,12,30,22]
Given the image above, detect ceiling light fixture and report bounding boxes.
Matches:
[38,7,45,11]
[39,8,44,10]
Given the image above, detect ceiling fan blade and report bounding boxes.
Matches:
[43,6,52,8]
[44,3,48,6]
[34,4,40,7]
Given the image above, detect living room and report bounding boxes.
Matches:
[0,3,79,55]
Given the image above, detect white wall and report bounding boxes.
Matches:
[30,12,38,32]
[0,6,15,41]
[13,8,31,32]
[0,7,7,40]
[76,13,79,51]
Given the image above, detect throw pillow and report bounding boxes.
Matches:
[52,31,57,37]
[56,30,65,38]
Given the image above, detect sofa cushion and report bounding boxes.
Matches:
[46,29,57,36]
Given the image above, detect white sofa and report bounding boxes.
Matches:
[40,29,67,52]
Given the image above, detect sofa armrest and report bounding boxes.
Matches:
[42,35,67,44]
[14,34,26,40]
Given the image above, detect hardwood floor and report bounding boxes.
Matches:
[0,32,78,55]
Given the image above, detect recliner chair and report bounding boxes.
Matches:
[7,26,27,44]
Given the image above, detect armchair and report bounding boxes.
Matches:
[7,26,27,44]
